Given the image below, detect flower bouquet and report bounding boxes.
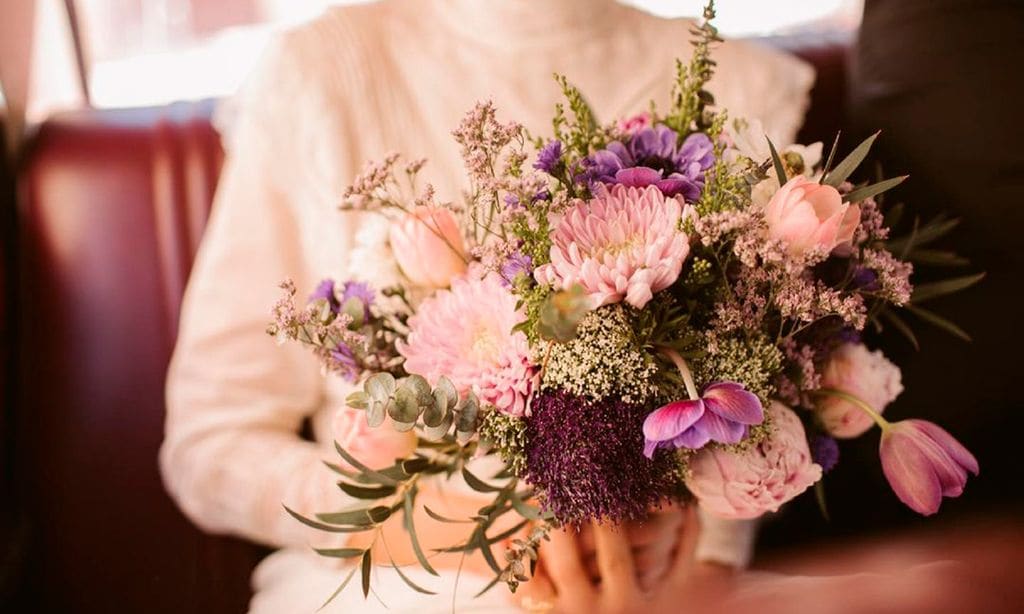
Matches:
[268,3,981,605]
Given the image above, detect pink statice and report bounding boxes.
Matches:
[862,248,914,305]
[853,196,888,245]
[534,184,692,309]
[398,272,535,416]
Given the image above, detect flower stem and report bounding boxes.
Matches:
[657,346,700,400]
[814,388,892,431]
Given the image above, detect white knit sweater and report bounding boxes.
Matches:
[160,1,814,610]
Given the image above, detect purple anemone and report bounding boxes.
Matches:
[586,125,715,201]
[643,382,764,457]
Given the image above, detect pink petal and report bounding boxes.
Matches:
[672,426,712,450]
[703,383,764,425]
[880,432,942,515]
[642,399,705,443]
[910,420,979,475]
[615,167,662,188]
[694,411,747,444]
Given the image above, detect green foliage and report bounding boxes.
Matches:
[348,373,480,442]
[662,1,722,137]
[691,334,784,406]
[536,284,591,343]
[551,74,605,159]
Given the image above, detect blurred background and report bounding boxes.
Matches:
[2,1,1021,613]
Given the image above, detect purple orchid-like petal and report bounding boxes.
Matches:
[693,410,747,445]
[703,382,765,425]
[615,166,663,188]
[672,426,712,450]
[642,399,705,458]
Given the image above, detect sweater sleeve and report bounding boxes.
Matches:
[159,32,353,550]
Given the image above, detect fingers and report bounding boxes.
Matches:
[541,526,593,596]
[592,521,639,600]
[669,505,702,579]
[515,559,558,614]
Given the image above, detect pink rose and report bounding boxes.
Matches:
[331,407,418,470]
[686,402,822,519]
[763,175,861,257]
[388,206,467,289]
[817,343,903,439]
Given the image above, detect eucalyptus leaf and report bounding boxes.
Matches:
[404,374,433,405]
[473,573,504,599]
[880,308,919,350]
[366,400,386,428]
[842,175,907,203]
[461,466,503,493]
[316,505,392,526]
[476,529,503,575]
[824,131,879,187]
[456,393,480,439]
[388,556,437,595]
[283,505,375,533]
[346,391,370,410]
[906,248,969,267]
[422,411,454,441]
[318,564,359,610]
[887,216,960,253]
[423,505,474,524]
[391,419,417,433]
[509,492,542,520]
[390,386,421,424]
[435,376,458,410]
[366,372,397,403]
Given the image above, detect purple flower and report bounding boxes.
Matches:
[340,280,375,320]
[810,434,840,473]
[524,390,682,523]
[643,382,764,457]
[534,140,564,174]
[499,252,533,287]
[309,279,341,312]
[586,126,715,201]
[330,343,359,383]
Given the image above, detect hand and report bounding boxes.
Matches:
[576,504,685,592]
[518,506,736,614]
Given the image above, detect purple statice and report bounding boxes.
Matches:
[330,343,360,383]
[851,266,881,292]
[534,140,564,175]
[810,434,840,473]
[499,252,533,287]
[523,390,682,524]
[309,279,341,313]
[585,126,715,201]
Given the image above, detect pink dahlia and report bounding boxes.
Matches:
[534,184,691,309]
[398,273,534,416]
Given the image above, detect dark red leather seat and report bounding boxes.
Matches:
[7,37,849,612]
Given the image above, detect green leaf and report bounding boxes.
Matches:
[316,505,392,526]
[346,391,370,410]
[475,529,503,575]
[887,216,960,253]
[434,376,458,410]
[391,386,422,423]
[911,272,985,304]
[880,308,919,351]
[360,550,373,598]
[456,394,481,443]
[473,573,504,599]
[388,556,437,595]
[824,131,879,187]
[314,547,366,559]
[422,411,453,441]
[766,137,788,185]
[334,442,399,486]
[818,131,842,183]
[366,400,387,428]
[423,505,474,524]
[283,505,374,533]
[842,175,907,203]
[338,481,397,500]
[906,248,969,267]
[883,200,905,228]
[509,492,542,521]
[401,457,431,474]
[814,480,830,522]
[403,488,439,576]
[365,372,397,403]
[905,304,972,341]
[317,564,359,611]
[461,466,503,493]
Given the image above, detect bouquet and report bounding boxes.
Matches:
[268,3,981,605]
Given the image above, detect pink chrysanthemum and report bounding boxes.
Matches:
[398,273,535,416]
[534,184,691,309]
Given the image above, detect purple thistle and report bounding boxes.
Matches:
[534,140,564,175]
[500,252,533,287]
[309,279,341,313]
[810,434,840,473]
[585,126,715,201]
[524,390,682,524]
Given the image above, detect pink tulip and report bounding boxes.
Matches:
[388,206,467,289]
[763,175,861,257]
[880,419,978,515]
